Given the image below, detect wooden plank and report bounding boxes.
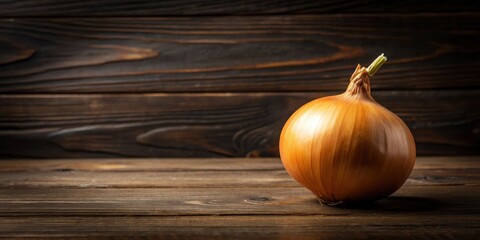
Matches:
[0,170,296,188]
[0,186,479,216]
[1,92,478,157]
[0,215,478,239]
[0,0,478,17]
[0,158,285,172]
[1,157,477,172]
[0,15,479,93]
[0,157,478,188]
[0,157,478,239]
[409,156,480,169]
[1,165,478,188]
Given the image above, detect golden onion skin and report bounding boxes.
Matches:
[279,63,416,204]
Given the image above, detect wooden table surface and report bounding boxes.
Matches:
[0,157,479,239]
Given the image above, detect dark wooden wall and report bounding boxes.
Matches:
[0,1,479,158]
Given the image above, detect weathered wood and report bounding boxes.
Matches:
[0,157,478,188]
[0,170,296,188]
[0,185,479,216]
[0,158,285,172]
[0,157,478,239]
[0,15,479,93]
[1,157,477,172]
[0,215,478,239]
[0,92,478,157]
[0,0,477,16]
[1,168,477,188]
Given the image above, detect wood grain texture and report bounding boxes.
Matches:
[1,186,479,216]
[4,169,475,188]
[1,156,477,172]
[1,92,478,158]
[0,0,478,17]
[0,157,478,188]
[0,15,479,93]
[0,157,479,239]
[1,216,477,239]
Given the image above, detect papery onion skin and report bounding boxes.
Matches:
[279,56,416,204]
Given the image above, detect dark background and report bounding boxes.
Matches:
[0,0,478,158]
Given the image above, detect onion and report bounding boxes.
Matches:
[279,54,415,205]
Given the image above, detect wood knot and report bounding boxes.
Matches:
[244,197,272,205]
[250,197,269,202]
[54,168,74,172]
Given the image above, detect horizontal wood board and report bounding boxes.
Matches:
[0,157,479,188]
[0,15,479,93]
[0,0,478,16]
[1,92,478,157]
[0,157,479,239]
[0,215,478,239]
